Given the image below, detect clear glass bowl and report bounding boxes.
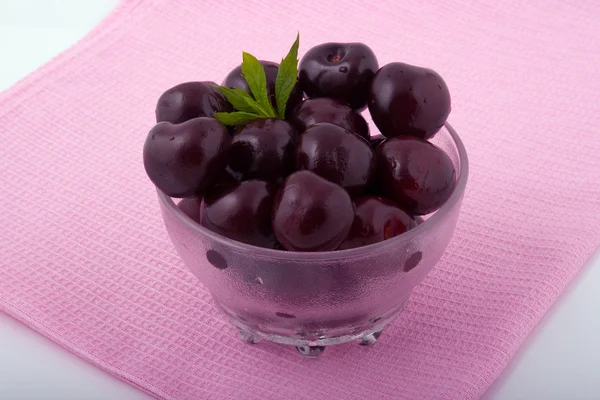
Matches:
[157,123,469,358]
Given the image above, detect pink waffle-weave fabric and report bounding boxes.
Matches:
[1,1,600,399]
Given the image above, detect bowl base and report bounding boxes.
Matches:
[235,323,385,358]
[217,300,407,358]
[295,345,326,358]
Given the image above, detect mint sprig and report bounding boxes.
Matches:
[241,52,276,116]
[213,34,300,126]
[212,85,270,116]
[275,33,299,118]
[214,111,266,126]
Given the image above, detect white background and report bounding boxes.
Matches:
[1,1,599,399]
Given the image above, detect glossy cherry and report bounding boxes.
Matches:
[288,97,369,140]
[338,196,417,250]
[222,60,303,116]
[143,118,230,198]
[213,165,242,188]
[177,197,202,223]
[229,119,297,184]
[272,170,354,251]
[155,81,232,124]
[296,123,375,196]
[376,137,456,215]
[368,62,451,139]
[369,134,386,149]
[299,42,378,110]
[200,180,278,248]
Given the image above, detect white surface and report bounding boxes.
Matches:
[1,1,599,399]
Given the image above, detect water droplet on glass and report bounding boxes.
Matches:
[339,66,348,73]
[404,251,423,272]
[206,250,228,270]
[276,312,296,319]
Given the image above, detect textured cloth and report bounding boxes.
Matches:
[1,1,600,399]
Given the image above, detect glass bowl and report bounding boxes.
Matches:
[157,122,469,358]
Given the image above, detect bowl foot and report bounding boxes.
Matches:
[237,326,261,344]
[358,330,382,346]
[295,345,326,358]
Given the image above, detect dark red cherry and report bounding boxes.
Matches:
[214,166,242,188]
[376,137,456,215]
[296,123,375,196]
[200,180,278,248]
[229,119,297,184]
[272,170,354,251]
[288,97,369,140]
[298,42,378,110]
[222,60,303,117]
[155,81,232,124]
[368,62,451,139]
[143,118,230,198]
[338,196,417,250]
[369,134,386,149]
[177,197,201,223]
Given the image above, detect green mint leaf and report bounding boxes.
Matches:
[241,52,276,117]
[212,85,270,117]
[214,111,265,126]
[275,33,300,118]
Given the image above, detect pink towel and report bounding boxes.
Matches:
[1,1,599,399]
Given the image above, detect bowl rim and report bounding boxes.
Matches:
[156,122,469,261]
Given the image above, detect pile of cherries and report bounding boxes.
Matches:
[143,41,456,252]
